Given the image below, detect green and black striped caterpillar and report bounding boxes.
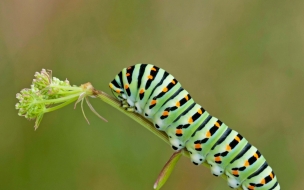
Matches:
[109,64,280,190]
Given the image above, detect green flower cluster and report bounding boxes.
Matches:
[33,69,74,99]
[16,85,47,128]
[15,69,103,130]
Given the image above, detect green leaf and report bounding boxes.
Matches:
[153,150,182,190]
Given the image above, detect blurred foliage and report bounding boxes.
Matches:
[1,0,304,189]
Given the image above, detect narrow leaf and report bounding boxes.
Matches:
[74,92,86,109]
[154,149,182,190]
[81,97,90,125]
[85,97,108,122]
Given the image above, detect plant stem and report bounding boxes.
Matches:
[45,97,79,112]
[93,89,242,190]
[38,93,81,104]
[56,90,83,95]
[50,85,83,91]
[94,90,169,145]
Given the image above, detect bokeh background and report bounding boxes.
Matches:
[1,0,303,189]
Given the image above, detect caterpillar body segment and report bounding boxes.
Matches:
[206,129,248,176]
[186,116,229,165]
[225,145,266,188]
[152,89,195,131]
[241,163,279,190]
[144,74,181,119]
[136,65,166,114]
[109,63,280,190]
[165,104,207,150]
[121,64,141,104]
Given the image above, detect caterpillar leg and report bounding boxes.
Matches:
[120,99,137,112]
[126,107,135,112]
[121,100,129,107]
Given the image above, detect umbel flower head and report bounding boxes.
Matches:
[33,69,71,99]
[16,85,46,129]
[16,69,107,130]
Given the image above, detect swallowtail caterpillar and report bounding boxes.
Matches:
[109,64,280,190]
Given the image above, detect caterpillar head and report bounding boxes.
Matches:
[109,82,125,101]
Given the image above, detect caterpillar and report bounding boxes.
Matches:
[109,64,280,190]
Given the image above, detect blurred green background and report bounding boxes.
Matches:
[1,0,303,189]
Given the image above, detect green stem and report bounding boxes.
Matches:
[94,89,242,190]
[57,90,83,95]
[45,97,79,112]
[95,90,169,145]
[50,85,83,91]
[38,93,81,104]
